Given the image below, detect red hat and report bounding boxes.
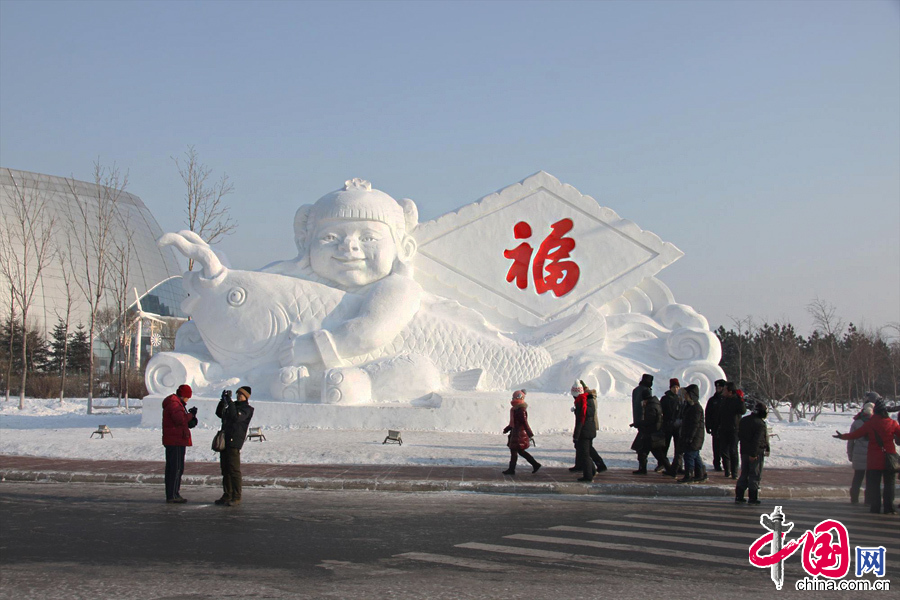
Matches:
[735,389,744,399]
[176,384,192,399]
[670,378,680,387]
[511,389,526,406]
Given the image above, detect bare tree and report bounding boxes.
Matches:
[807,297,846,410]
[65,160,128,414]
[53,247,77,401]
[2,293,13,402]
[172,146,236,270]
[884,323,900,400]
[726,315,753,386]
[0,169,57,409]
[108,225,135,407]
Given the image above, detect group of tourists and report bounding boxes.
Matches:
[629,374,771,504]
[835,392,900,515]
[161,384,254,506]
[160,376,898,514]
[500,374,772,505]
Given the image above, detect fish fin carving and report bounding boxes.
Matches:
[447,369,485,391]
[538,305,608,362]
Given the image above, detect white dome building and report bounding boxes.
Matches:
[0,168,186,340]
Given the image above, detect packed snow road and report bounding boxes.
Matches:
[1,482,892,599]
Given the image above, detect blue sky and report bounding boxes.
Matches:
[1,0,898,334]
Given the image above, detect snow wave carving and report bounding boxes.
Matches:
[666,327,721,363]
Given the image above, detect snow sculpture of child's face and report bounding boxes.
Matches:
[298,179,418,290]
[309,219,399,288]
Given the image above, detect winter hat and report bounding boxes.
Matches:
[864,391,882,404]
[571,380,584,396]
[754,401,768,418]
[307,179,412,238]
[176,384,192,399]
[684,384,699,401]
[735,389,745,399]
[714,379,726,388]
[861,402,875,416]
[236,386,252,399]
[669,378,680,388]
[874,399,888,416]
[640,374,654,387]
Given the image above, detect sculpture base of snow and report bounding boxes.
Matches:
[140,392,637,434]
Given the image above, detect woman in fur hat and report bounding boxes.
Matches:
[502,390,541,475]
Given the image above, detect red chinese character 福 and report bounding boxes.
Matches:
[503,219,580,297]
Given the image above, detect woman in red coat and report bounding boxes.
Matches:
[502,390,541,475]
[162,384,197,503]
[836,400,900,515]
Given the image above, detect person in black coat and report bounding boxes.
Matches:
[660,378,684,474]
[573,381,606,482]
[632,389,675,476]
[705,379,726,471]
[735,401,770,505]
[631,374,654,426]
[677,384,707,483]
[717,382,746,479]
[215,386,254,506]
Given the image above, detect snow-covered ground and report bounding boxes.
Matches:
[0,397,864,470]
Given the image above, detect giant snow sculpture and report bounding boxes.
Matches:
[145,172,725,410]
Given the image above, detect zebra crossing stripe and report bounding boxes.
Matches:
[587,518,749,538]
[550,526,748,551]
[625,511,892,539]
[394,552,513,572]
[456,542,686,574]
[625,513,769,531]
[504,533,746,567]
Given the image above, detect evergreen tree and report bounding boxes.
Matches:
[25,327,49,373]
[0,317,24,372]
[68,324,91,375]
[47,319,69,374]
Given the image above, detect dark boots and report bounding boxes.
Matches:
[595,457,608,474]
[735,486,747,503]
[694,465,709,483]
[748,489,761,505]
[633,456,648,475]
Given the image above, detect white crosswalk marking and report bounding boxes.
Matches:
[504,533,747,567]
[394,503,892,575]
[587,518,757,537]
[625,510,894,539]
[394,552,514,572]
[455,542,693,574]
[549,525,749,550]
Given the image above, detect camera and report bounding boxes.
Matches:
[221,389,232,401]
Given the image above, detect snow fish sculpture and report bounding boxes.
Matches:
[150,230,605,403]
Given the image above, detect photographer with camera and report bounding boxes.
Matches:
[162,384,198,504]
[214,386,254,506]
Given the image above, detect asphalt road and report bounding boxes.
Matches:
[1,482,896,599]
